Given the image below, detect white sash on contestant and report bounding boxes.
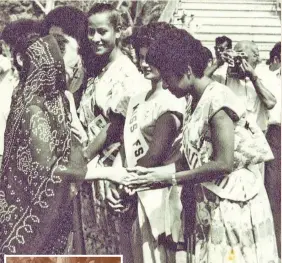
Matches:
[184,139,261,201]
[124,92,183,243]
[124,92,149,168]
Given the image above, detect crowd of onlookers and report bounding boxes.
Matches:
[0,3,280,263]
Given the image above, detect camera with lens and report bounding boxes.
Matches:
[224,50,248,79]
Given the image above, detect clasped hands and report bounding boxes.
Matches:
[114,166,172,191]
[106,166,173,213]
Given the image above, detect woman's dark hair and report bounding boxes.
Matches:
[41,5,91,74]
[88,3,122,31]
[147,28,208,78]
[267,41,281,65]
[2,20,42,73]
[215,35,232,49]
[1,19,42,48]
[41,6,88,44]
[131,22,176,60]
[203,46,213,61]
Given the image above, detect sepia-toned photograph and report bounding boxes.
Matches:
[0,0,280,262]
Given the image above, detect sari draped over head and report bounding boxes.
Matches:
[0,35,74,255]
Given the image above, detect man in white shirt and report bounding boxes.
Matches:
[212,40,276,132]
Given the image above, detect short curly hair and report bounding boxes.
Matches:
[147,28,208,78]
[215,35,232,49]
[41,6,88,44]
[268,41,281,64]
[132,22,175,54]
[1,19,41,48]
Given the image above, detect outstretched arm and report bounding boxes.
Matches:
[126,109,234,187]
[24,104,131,185]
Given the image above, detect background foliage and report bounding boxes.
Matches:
[0,1,168,33]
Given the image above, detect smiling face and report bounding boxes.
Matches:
[88,12,119,56]
[139,47,161,82]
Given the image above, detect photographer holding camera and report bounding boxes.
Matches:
[204,35,232,80]
[211,40,276,132]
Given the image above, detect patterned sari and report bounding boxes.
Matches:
[0,35,79,255]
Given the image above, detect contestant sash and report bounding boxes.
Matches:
[124,92,149,168]
[124,93,183,242]
[184,139,261,201]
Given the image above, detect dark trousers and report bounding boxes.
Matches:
[265,124,281,258]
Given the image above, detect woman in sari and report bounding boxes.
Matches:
[0,31,80,254]
[126,28,278,263]
[0,28,131,255]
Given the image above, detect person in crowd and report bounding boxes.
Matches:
[264,41,281,259]
[1,19,42,49]
[41,9,96,254]
[125,28,278,263]
[267,41,281,75]
[204,35,232,80]
[213,40,276,132]
[0,25,131,254]
[0,29,83,254]
[117,22,186,263]
[66,3,148,255]
[217,41,277,180]
[40,6,88,46]
[40,6,91,104]
[202,46,213,71]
